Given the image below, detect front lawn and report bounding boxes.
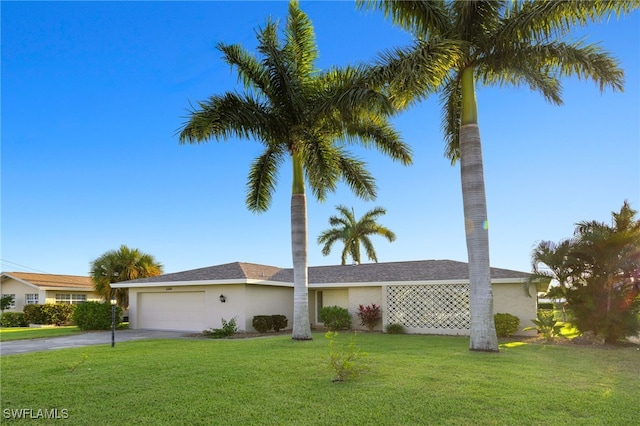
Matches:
[0,326,81,341]
[1,333,638,425]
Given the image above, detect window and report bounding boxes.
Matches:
[25,294,39,305]
[1,294,16,309]
[55,294,86,305]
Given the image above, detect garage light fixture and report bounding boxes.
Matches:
[219,294,226,303]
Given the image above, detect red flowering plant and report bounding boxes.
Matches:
[357,303,381,332]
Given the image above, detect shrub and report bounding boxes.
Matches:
[43,304,76,326]
[73,302,121,331]
[271,314,288,332]
[320,306,352,331]
[252,315,273,333]
[357,303,381,332]
[206,317,238,338]
[1,312,27,327]
[325,331,370,382]
[524,311,565,342]
[494,313,520,337]
[23,304,47,325]
[23,304,76,325]
[385,323,404,334]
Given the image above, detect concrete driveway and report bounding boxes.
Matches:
[0,329,193,356]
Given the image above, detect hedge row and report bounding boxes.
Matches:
[23,304,76,326]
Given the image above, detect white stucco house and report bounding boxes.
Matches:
[112,259,538,336]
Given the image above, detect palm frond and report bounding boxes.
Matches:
[369,39,463,109]
[285,0,318,79]
[217,42,270,98]
[336,153,377,201]
[177,93,271,144]
[501,0,639,43]
[246,146,285,213]
[356,0,451,38]
[439,75,462,163]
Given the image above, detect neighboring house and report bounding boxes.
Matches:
[0,272,102,312]
[112,259,539,336]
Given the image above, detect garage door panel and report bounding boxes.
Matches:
[138,292,205,332]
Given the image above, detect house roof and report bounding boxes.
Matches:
[115,259,531,286]
[1,272,94,290]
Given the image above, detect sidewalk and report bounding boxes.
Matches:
[0,329,192,356]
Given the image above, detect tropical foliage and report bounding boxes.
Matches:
[359,0,637,351]
[318,205,396,265]
[531,201,640,343]
[89,245,163,307]
[177,1,411,340]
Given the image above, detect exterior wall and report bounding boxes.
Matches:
[347,287,383,331]
[128,284,294,333]
[0,278,36,312]
[492,282,538,336]
[124,280,536,336]
[312,288,349,328]
[245,285,293,332]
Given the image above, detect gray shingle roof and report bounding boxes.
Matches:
[120,260,530,285]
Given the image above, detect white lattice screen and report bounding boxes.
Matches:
[387,284,470,330]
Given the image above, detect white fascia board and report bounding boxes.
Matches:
[309,277,528,288]
[111,279,292,289]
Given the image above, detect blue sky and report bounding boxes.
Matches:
[2,1,638,277]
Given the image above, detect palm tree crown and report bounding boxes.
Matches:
[360,0,636,351]
[318,205,396,265]
[89,245,163,307]
[178,1,412,340]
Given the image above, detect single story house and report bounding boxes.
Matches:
[0,272,102,312]
[112,259,539,336]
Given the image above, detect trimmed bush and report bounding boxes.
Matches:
[43,304,75,325]
[23,304,75,325]
[494,313,520,337]
[23,304,47,325]
[385,323,404,334]
[73,302,121,330]
[252,315,273,333]
[320,306,352,331]
[271,315,288,332]
[1,312,27,327]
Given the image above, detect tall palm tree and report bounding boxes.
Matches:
[359,0,635,351]
[89,245,163,307]
[318,205,396,265]
[178,1,412,340]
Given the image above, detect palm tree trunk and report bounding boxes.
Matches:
[460,67,498,352]
[291,154,312,340]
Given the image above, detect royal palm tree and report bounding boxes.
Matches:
[359,0,635,351]
[318,205,396,265]
[89,245,163,307]
[178,1,411,340]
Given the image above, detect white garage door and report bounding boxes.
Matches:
[138,292,206,332]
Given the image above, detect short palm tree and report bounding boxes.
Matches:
[178,1,411,340]
[89,245,163,307]
[359,0,636,351]
[318,205,396,265]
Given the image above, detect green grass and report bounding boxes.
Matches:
[0,326,81,341]
[1,333,638,425]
